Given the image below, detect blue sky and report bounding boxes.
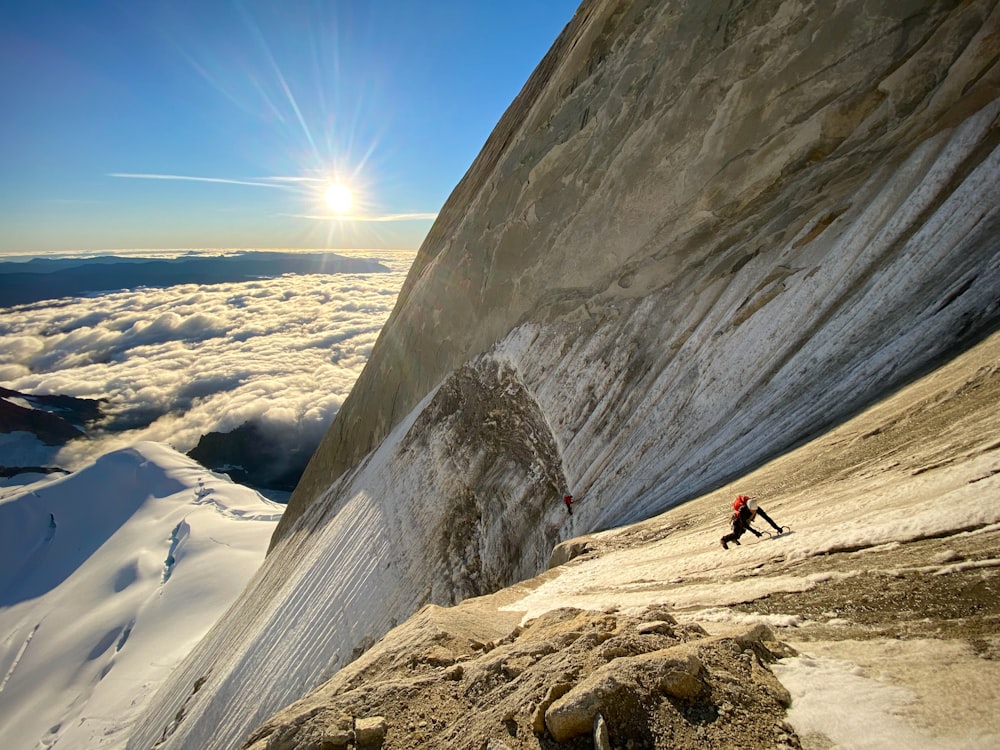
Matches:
[0,1,580,255]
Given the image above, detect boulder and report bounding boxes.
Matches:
[354,716,386,749]
[532,682,574,734]
[545,646,706,741]
[545,673,631,742]
[548,539,594,568]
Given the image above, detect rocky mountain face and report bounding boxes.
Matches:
[127,1,1000,749]
[280,0,1000,541]
[187,421,309,496]
[245,607,797,750]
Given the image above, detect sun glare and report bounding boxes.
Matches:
[324,183,353,215]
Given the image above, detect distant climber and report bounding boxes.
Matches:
[721,495,783,549]
[563,494,574,515]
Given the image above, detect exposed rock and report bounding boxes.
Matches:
[534,682,574,734]
[224,327,1000,749]
[593,712,611,750]
[320,728,351,750]
[280,0,1000,547]
[655,651,706,702]
[544,672,630,741]
[395,358,567,601]
[545,645,707,741]
[548,538,594,568]
[0,386,102,446]
[354,716,387,749]
[187,420,308,494]
[422,645,456,667]
[241,604,797,750]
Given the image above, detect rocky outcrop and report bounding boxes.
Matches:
[397,358,566,600]
[241,605,798,750]
[0,386,102,447]
[136,321,1000,750]
[187,421,309,495]
[239,326,1000,750]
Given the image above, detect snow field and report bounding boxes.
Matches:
[0,442,282,750]
[773,639,1000,750]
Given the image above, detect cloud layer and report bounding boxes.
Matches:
[0,250,413,474]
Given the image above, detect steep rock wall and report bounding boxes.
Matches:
[129,2,1000,749]
[278,0,1000,542]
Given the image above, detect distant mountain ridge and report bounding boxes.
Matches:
[186,421,309,495]
[0,386,103,453]
[0,251,389,307]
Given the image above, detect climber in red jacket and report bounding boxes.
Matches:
[721,495,783,549]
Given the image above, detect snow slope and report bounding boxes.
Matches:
[0,442,282,750]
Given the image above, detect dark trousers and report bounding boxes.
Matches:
[723,508,781,543]
[722,518,751,545]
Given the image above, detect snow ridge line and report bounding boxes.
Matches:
[194,481,283,522]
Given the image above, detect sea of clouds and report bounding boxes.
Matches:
[0,250,414,476]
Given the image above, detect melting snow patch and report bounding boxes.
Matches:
[773,652,997,749]
[680,607,806,629]
[849,541,902,556]
[805,570,861,584]
[774,655,927,748]
[933,558,1000,576]
[930,550,962,564]
[824,617,852,626]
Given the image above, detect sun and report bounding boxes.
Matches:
[324,183,353,215]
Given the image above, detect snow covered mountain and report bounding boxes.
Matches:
[0,443,282,750]
[123,1,1000,748]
